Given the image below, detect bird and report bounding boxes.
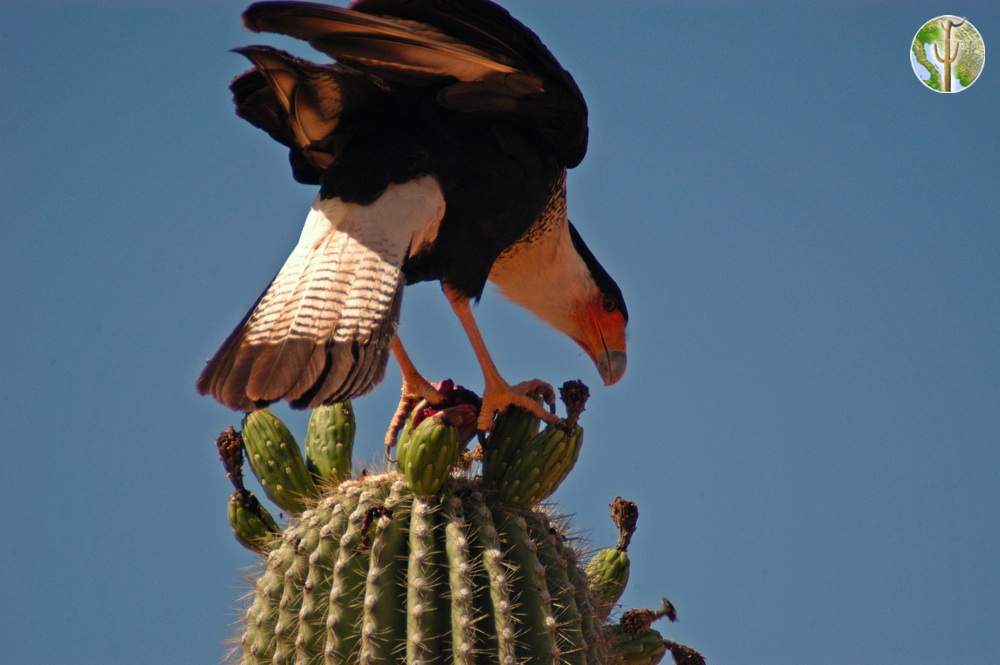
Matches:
[196,0,628,439]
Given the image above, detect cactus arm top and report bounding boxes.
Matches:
[196,0,628,415]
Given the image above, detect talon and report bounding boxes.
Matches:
[478,378,560,431]
[386,336,449,450]
[384,378,444,450]
[512,379,557,409]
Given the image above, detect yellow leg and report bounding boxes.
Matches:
[443,285,558,431]
[384,335,444,449]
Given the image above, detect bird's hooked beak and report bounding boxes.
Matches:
[597,348,628,386]
[573,301,627,386]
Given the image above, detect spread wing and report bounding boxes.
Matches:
[241,0,589,167]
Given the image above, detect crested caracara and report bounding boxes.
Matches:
[196,0,628,436]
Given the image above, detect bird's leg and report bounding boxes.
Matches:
[443,285,558,431]
[384,335,444,451]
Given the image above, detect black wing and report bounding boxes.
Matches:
[241,0,588,167]
[230,46,387,184]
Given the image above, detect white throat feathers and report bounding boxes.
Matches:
[488,210,596,335]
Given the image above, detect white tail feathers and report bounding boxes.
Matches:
[197,176,445,411]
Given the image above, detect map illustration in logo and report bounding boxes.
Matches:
[911,15,985,93]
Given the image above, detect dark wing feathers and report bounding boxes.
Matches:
[243,2,522,81]
[239,0,588,166]
[234,46,341,150]
[349,0,588,165]
[230,46,387,183]
[231,63,324,184]
[229,67,294,148]
[350,0,582,95]
[353,0,526,62]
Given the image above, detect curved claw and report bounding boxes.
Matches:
[478,378,561,432]
[511,379,558,413]
[384,381,445,453]
[384,394,417,458]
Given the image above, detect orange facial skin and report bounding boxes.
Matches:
[573,297,627,386]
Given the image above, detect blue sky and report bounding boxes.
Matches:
[1,2,998,663]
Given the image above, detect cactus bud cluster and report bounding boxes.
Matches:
[214,382,706,664]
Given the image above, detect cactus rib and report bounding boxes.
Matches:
[527,513,587,665]
[553,532,607,665]
[295,492,357,665]
[464,491,518,665]
[407,495,446,665]
[443,495,477,665]
[273,507,334,663]
[360,481,411,665]
[494,510,559,665]
[244,524,307,663]
[325,486,388,664]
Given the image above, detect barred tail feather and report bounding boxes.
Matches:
[196,221,401,411]
[197,177,444,411]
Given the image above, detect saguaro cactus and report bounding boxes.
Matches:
[216,386,706,664]
[934,17,965,92]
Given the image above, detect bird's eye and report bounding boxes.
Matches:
[602,296,617,313]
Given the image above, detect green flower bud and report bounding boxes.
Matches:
[242,409,317,514]
[227,490,279,554]
[607,626,668,665]
[397,405,474,495]
[305,402,355,486]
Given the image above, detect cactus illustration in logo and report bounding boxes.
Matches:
[911,15,986,93]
